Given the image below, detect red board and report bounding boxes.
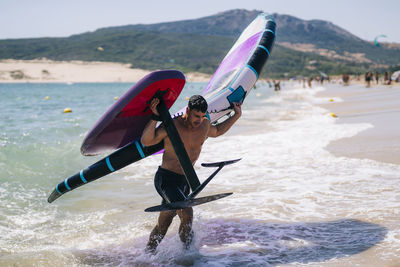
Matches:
[81,70,185,156]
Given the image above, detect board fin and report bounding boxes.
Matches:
[201,158,241,168]
[145,192,232,212]
[188,158,241,199]
[145,158,240,211]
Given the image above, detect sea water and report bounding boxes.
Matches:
[0,81,399,266]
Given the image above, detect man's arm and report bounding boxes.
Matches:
[208,102,242,138]
[141,98,167,146]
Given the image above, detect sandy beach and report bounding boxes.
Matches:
[317,82,400,165]
[0,59,211,83]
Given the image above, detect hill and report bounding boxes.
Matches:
[1,9,399,78]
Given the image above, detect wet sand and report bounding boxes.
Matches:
[317,83,400,165]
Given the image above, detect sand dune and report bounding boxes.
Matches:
[0,59,211,83]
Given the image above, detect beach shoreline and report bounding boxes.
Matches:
[317,82,400,165]
[0,59,212,83]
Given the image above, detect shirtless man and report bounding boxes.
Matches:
[141,95,242,253]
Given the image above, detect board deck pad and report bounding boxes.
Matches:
[144,193,233,212]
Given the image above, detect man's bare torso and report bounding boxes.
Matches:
[161,116,210,174]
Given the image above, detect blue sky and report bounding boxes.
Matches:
[1,0,399,43]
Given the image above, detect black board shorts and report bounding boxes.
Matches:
[154,167,190,204]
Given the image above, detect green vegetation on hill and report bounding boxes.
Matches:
[0,31,233,74]
[1,9,399,78]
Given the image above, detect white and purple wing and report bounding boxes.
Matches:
[203,13,276,123]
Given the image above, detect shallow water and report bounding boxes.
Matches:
[1,81,399,266]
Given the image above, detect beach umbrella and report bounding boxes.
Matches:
[391,70,400,82]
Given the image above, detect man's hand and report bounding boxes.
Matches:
[150,98,160,116]
[232,102,242,117]
[207,102,242,138]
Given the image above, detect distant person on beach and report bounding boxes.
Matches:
[307,77,313,88]
[383,71,392,85]
[141,95,242,253]
[365,71,373,88]
[274,80,281,91]
[320,75,325,84]
[342,74,350,86]
[375,71,380,84]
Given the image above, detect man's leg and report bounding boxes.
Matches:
[177,207,193,249]
[146,210,177,253]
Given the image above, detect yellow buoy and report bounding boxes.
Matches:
[45,96,50,100]
[97,46,104,51]
[329,98,334,102]
[330,112,337,118]
[63,108,72,113]
[114,96,119,100]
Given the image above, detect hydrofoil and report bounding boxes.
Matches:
[145,90,240,212]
